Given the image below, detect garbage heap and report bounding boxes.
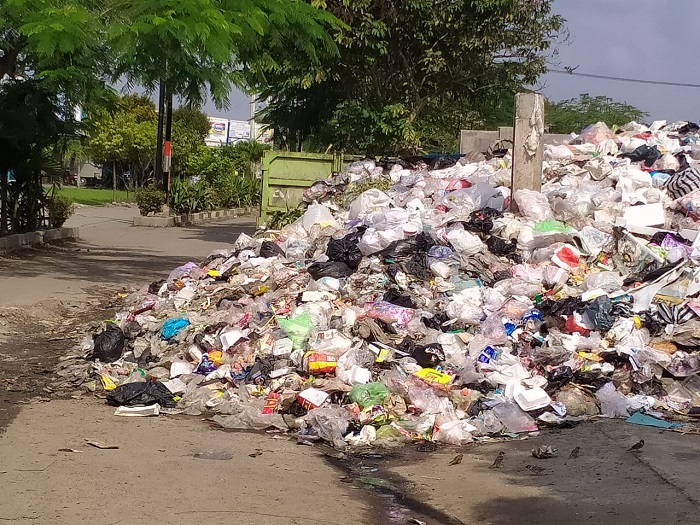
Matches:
[62,119,700,448]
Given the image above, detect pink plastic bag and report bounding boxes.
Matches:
[363,301,415,328]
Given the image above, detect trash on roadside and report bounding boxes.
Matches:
[56,118,700,448]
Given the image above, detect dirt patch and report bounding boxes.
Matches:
[0,288,125,434]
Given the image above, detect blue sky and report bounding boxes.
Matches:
[205,0,700,123]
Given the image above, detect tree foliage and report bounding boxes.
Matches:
[253,0,564,154]
[545,93,648,134]
[84,95,158,186]
[1,0,340,233]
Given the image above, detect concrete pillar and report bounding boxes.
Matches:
[511,93,544,211]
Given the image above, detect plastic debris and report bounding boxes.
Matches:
[59,119,700,449]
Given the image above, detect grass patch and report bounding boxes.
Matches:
[55,187,135,206]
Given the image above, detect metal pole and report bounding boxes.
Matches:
[164,84,173,203]
[155,81,165,188]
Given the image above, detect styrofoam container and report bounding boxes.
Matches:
[514,387,551,411]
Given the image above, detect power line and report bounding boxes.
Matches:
[548,68,700,89]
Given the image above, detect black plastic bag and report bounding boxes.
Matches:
[260,241,285,258]
[583,296,615,331]
[411,343,445,367]
[383,289,418,309]
[619,145,661,167]
[246,356,275,385]
[91,323,125,363]
[380,233,434,258]
[422,311,451,332]
[402,253,431,280]
[106,382,176,408]
[464,208,503,233]
[486,236,517,257]
[307,261,353,280]
[326,231,364,270]
[148,280,165,294]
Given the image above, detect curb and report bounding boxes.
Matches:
[132,207,255,227]
[0,227,80,255]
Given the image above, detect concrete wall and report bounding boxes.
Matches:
[460,127,572,154]
[0,227,79,255]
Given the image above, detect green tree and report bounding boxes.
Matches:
[0,80,69,233]
[84,95,158,187]
[545,93,648,134]
[1,0,341,231]
[253,0,564,154]
[171,107,210,177]
[220,141,271,178]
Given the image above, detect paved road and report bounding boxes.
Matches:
[0,205,255,305]
[0,205,699,524]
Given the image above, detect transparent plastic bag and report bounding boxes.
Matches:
[302,204,339,232]
[513,189,553,222]
[595,382,630,418]
[492,402,537,433]
[583,271,623,293]
[433,419,475,445]
[302,406,353,449]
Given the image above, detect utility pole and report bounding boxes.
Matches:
[510,92,544,212]
[155,81,166,189]
[164,83,173,203]
[249,94,256,142]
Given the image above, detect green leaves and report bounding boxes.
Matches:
[546,94,648,134]
[2,0,340,110]
[255,0,564,153]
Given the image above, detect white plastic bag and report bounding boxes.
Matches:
[302,204,339,232]
[446,228,483,255]
[348,189,394,221]
[513,189,553,222]
[595,382,630,418]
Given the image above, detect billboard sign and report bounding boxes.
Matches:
[205,117,230,146]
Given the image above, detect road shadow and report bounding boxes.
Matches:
[175,219,257,245]
[0,243,197,285]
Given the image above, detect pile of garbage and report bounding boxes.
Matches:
[58,119,700,448]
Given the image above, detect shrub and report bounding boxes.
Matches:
[136,185,166,216]
[48,194,75,227]
[210,175,262,209]
[170,178,213,214]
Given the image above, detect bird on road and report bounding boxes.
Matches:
[569,446,581,459]
[448,454,464,466]
[525,464,547,475]
[489,451,505,469]
[627,439,645,452]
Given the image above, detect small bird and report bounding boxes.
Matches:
[525,464,547,475]
[627,439,645,452]
[448,454,463,466]
[569,446,581,459]
[489,451,505,469]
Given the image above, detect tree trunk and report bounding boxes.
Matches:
[0,169,7,235]
[112,161,117,203]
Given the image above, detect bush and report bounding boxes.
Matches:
[48,194,75,227]
[170,178,213,214]
[136,185,166,216]
[210,175,262,209]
